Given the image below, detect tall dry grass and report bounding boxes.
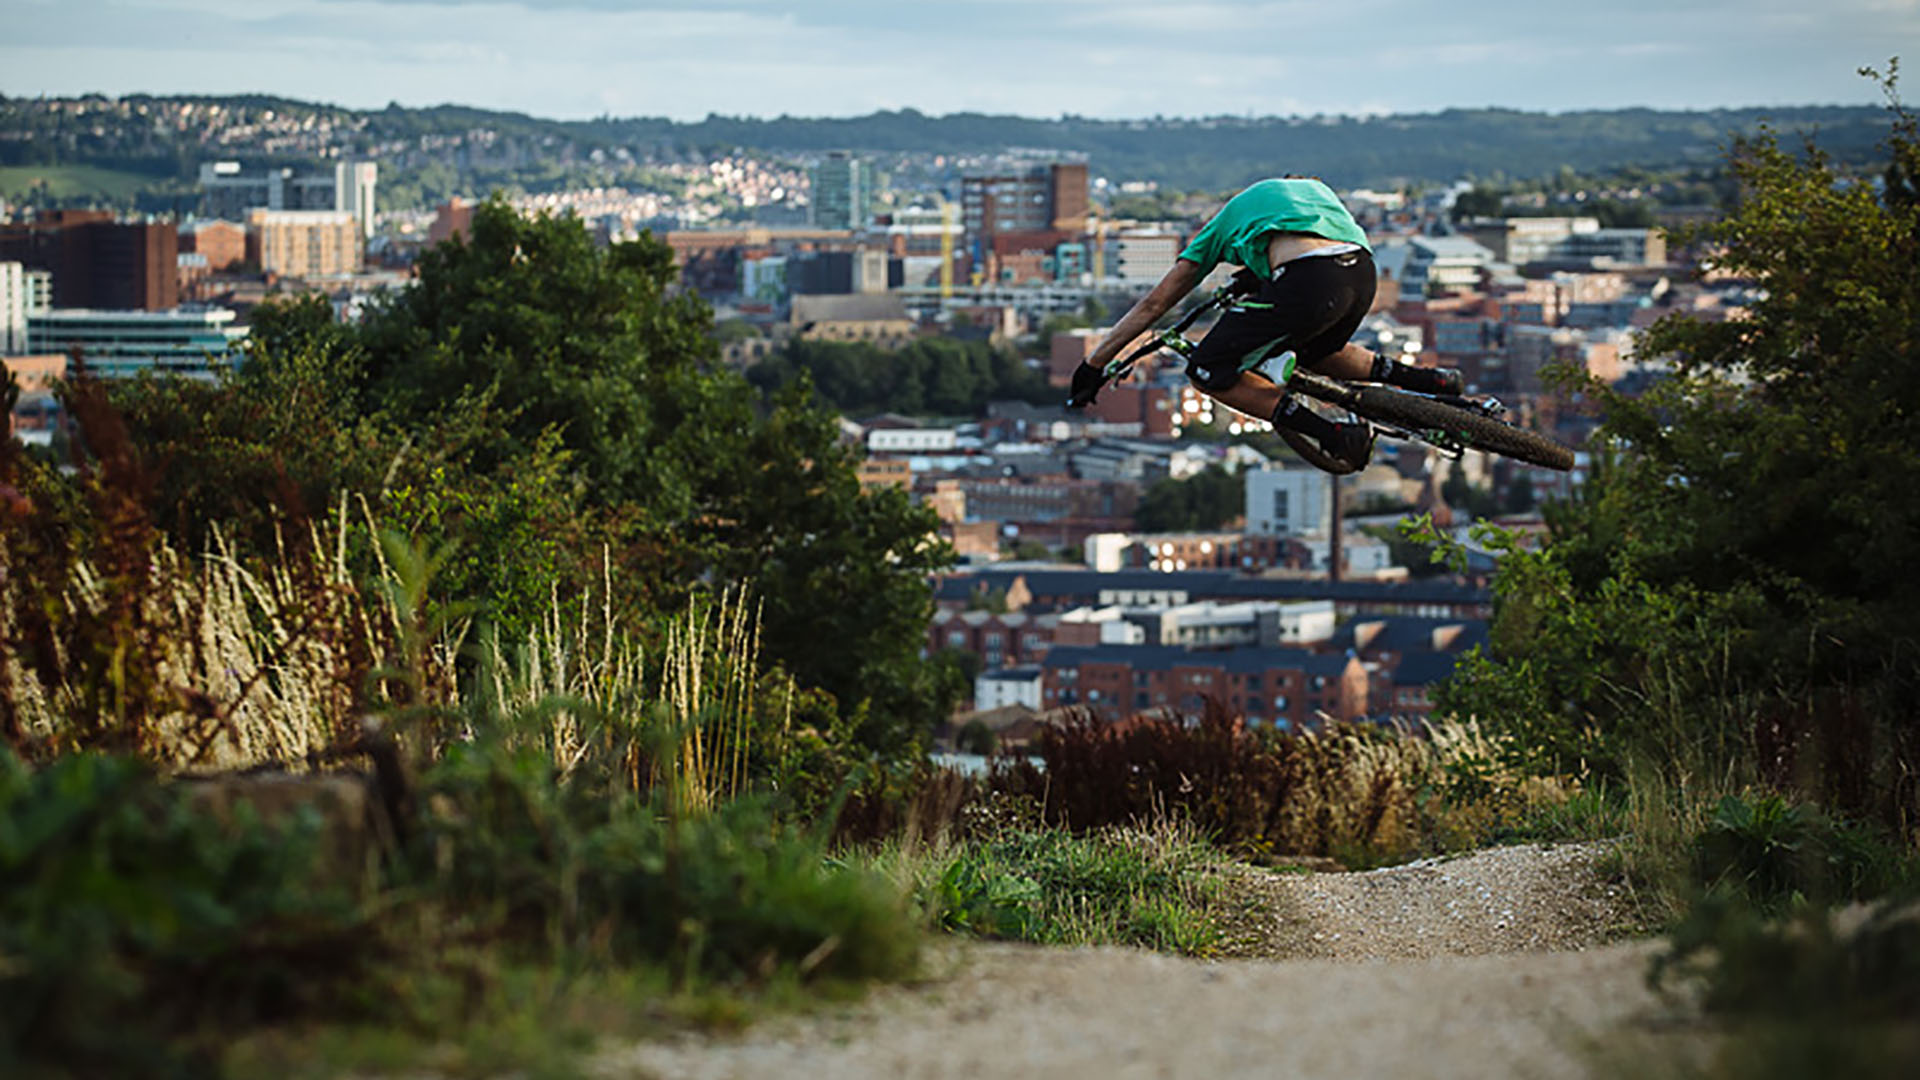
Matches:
[3,502,395,771]
[6,484,777,815]
[473,568,775,812]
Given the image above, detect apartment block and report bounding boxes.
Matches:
[1107,229,1183,287]
[2,261,46,354]
[1243,468,1333,538]
[809,151,878,230]
[1041,643,1368,729]
[0,212,179,311]
[247,209,363,278]
[1465,217,1666,268]
[960,162,1089,259]
[1083,530,1294,574]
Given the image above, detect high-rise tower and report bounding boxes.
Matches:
[809,152,877,230]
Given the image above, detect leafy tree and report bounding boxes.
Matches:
[357,197,724,510]
[1134,465,1241,533]
[1503,473,1537,515]
[103,335,392,553]
[354,204,960,745]
[698,377,959,751]
[1452,186,1505,221]
[1438,75,1920,825]
[751,337,1054,417]
[1440,466,1501,520]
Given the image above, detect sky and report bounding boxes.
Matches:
[2,0,1917,121]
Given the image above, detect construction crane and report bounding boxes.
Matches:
[938,196,954,301]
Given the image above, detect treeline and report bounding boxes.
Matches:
[1,93,1893,202]
[747,337,1058,418]
[616,105,1893,190]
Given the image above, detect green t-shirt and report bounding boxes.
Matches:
[1178,178,1371,278]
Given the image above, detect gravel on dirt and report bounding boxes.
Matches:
[1232,840,1640,960]
[592,842,1683,1080]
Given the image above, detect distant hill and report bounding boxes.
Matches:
[0,93,1894,210]
[589,105,1891,190]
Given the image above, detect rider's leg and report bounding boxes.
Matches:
[1310,342,1376,382]
[1185,254,1376,465]
[1317,340,1465,395]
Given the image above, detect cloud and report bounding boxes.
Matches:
[2,0,1910,120]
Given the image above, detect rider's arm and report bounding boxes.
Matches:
[1082,258,1204,371]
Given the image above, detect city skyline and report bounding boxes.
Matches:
[1,0,1914,123]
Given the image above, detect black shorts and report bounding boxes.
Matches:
[1185,249,1376,393]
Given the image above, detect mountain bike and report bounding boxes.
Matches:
[1071,283,1577,474]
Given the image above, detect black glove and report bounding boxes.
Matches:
[1228,267,1263,298]
[1067,362,1107,408]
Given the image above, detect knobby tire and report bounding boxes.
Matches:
[1350,386,1576,470]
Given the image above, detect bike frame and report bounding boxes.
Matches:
[1085,285,1509,462]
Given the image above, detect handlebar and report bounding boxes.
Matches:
[1066,283,1243,407]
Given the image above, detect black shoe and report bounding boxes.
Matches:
[1319,422,1375,470]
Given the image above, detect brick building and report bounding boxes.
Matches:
[0,211,179,310]
[961,163,1089,264]
[1040,644,1369,729]
[928,610,1062,671]
[180,220,246,271]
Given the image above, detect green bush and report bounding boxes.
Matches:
[0,751,390,1078]
[922,825,1225,956]
[0,739,926,1077]
[414,741,921,985]
[1690,794,1913,913]
[1650,891,1920,1079]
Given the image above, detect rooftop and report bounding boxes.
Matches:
[1041,643,1354,678]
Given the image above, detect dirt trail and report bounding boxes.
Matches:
[594,843,1687,1080]
[1240,840,1639,960]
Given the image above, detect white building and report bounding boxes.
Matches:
[1375,236,1496,302]
[974,666,1045,712]
[1294,533,1397,578]
[1244,467,1332,537]
[867,427,958,454]
[1,262,52,355]
[740,254,787,304]
[1083,533,1132,573]
[1108,230,1183,286]
[1138,599,1337,648]
[1058,606,1148,645]
[2,262,27,355]
[28,308,247,378]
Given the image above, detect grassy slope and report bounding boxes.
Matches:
[0,164,158,201]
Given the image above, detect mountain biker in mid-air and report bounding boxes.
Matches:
[1067,176,1463,471]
